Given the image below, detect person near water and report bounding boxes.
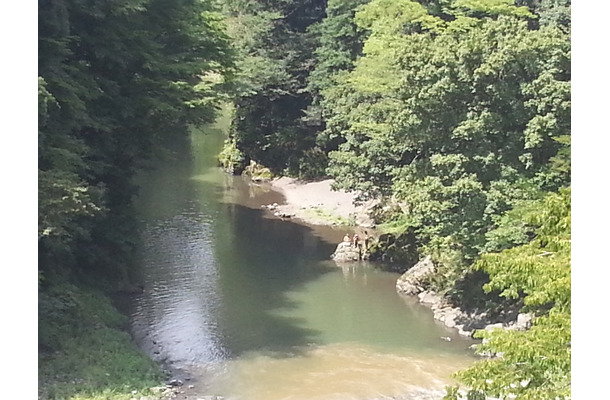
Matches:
[353,234,359,248]
[343,233,351,244]
[363,230,370,250]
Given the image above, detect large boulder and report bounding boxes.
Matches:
[396,255,435,295]
[330,242,361,262]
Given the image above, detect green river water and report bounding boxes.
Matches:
[128,115,476,400]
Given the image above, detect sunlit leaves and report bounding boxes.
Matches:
[38,170,104,240]
[453,189,571,398]
[323,2,570,262]
[355,0,445,34]
[458,308,571,400]
[451,0,534,18]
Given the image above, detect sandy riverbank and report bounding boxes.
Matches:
[266,177,376,228]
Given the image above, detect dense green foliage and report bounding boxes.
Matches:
[39,0,234,282]
[39,0,571,398]
[446,188,570,399]
[307,0,371,167]
[221,0,328,177]
[225,0,570,264]
[39,0,234,398]
[38,281,164,400]
[323,0,570,265]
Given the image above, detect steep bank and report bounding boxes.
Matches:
[38,281,169,400]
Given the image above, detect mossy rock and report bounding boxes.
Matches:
[243,160,273,182]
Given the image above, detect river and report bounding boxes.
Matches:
[127,113,476,400]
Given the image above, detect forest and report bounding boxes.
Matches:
[38,0,571,399]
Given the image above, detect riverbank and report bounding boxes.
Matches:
[264,177,376,228]
[38,281,169,400]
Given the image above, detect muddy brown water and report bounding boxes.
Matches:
[126,119,476,400]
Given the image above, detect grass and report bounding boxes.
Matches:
[304,206,355,226]
[38,281,166,400]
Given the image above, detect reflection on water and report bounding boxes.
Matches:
[128,119,475,399]
[129,212,228,365]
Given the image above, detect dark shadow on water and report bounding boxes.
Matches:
[210,201,338,358]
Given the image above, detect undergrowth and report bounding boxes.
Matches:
[38,280,165,400]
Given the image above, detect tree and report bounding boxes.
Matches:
[306,0,371,168]
[446,188,571,399]
[222,0,327,177]
[321,0,570,263]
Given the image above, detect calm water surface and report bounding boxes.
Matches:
[128,117,476,399]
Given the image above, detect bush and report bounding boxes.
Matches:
[218,138,246,174]
[297,147,329,179]
[38,281,164,400]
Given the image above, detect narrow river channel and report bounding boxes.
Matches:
[127,114,476,400]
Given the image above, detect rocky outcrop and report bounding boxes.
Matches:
[396,256,535,342]
[420,288,534,337]
[396,255,435,295]
[331,242,362,262]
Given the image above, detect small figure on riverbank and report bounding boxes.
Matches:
[343,233,351,244]
[363,231,370,251]
[352,234,360,248]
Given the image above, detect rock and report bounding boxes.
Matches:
[443,310,459,329]
[330,241,361,262]
[418,290,441,305]
[150,386,166,394]
[456,325,474,337]
[396,256,435,295]
[167,379,183,387]
[511,313,533,331]
[273,211,286,217]
[484,323,504,331]
[432,306,467,330]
